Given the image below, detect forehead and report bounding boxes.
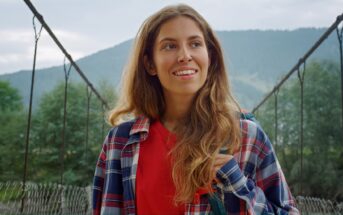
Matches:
[156,16,205,41]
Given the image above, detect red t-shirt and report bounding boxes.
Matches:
[136,120,184,215]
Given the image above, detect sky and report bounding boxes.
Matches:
[0,0,342,75]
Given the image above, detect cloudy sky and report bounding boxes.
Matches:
[0,0,342,75]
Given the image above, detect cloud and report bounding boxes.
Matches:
[0,29,33,43]
[0,28,102,74]
[0,54,22,64]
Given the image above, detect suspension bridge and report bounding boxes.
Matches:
[0,0,343,214]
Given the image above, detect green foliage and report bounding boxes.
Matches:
[0,80,26,181]
[256,60,343,201]
[0,79,116,186]
[0,80,23,111]
[28,81,116,185]
[0,111,27,181]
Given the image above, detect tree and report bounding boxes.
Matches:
[0,80,26,181]
[0,80,23,111]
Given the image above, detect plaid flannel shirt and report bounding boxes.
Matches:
[92,115,299,215]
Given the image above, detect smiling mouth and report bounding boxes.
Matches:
[173,69,197,76]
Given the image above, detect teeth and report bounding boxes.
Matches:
[174,70,196,76]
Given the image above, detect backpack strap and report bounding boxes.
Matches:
[240,111,256,122]
[207,192,227,215]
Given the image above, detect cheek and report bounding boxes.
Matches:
[154,54,173,68]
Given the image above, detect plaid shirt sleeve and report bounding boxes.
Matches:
[92,131,107,215]
[216,119,299,214]
[92,126,125,215]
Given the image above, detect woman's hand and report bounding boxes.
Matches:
[212,154,233,182]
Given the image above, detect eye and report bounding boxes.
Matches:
[190,41,202,48]
[162,43,176,50]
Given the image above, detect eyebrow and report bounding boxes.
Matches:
[158,35,204,44]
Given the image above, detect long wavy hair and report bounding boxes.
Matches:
[109,4,241,204]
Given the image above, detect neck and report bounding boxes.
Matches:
[161,92,195,132]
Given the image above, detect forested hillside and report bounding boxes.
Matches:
[0,28,339,110]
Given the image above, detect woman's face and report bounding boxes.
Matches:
[150,16,210,98]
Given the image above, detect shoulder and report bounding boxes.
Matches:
[107,119,136,140]
[106,115,150,142]
[239,118,263,139]
[239,117,273,157]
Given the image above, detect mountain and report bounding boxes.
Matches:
[0,28,339,111]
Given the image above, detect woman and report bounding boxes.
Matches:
[93,4,299,215]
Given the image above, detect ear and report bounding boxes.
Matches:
[144,55,157,76]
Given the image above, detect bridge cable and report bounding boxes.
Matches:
[60,58,72,185]
[101,104,106,141]
[273,89,279,154]
[85,86,92,164]
[297,61,306,196]
[21,15,43,213]
[336,25,343,147]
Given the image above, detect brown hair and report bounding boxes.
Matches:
[109,4,241,204]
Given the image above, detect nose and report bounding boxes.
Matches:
[178,45,192,63]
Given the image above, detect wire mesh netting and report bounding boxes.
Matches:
[0,181,91,215]
[1,181,343,214]
[296,196,343,215]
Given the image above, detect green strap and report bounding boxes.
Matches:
[208,193,226,215]
[240,112,256,121]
